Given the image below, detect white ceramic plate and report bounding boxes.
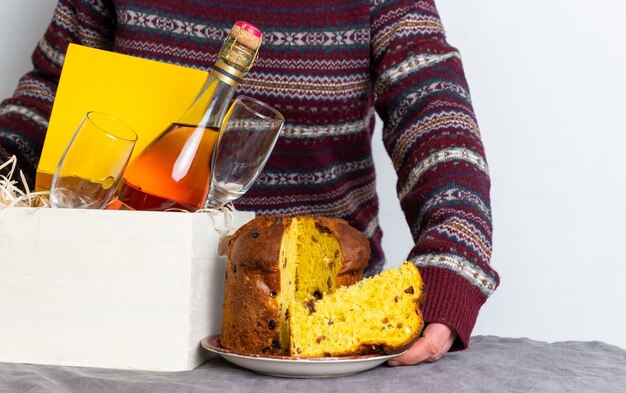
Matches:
[201,334,404,378]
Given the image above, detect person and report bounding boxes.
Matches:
[0,0,499,365]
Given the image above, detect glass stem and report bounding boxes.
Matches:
[204,188,226,209]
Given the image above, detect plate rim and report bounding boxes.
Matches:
[201,334,404,363]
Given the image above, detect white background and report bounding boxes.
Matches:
[1,1,625,349]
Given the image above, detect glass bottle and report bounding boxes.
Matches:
[114,21,263,211]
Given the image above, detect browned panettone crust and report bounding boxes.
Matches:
[220,217,283,355]
[313,217,370,276]
[220,216,370,355]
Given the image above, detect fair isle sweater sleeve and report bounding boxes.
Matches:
[371,0,500,349]
[0,0,115,186]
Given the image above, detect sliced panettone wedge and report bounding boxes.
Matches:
[289,261,425,357]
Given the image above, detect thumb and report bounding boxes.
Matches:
[388,323,456,366]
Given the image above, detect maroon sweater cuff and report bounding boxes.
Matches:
[418,265,488,351]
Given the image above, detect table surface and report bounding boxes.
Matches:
[1,336,625,393]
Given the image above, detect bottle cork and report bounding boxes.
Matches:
[230,21,263,51]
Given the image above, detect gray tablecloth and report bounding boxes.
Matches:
[1,336,625,392]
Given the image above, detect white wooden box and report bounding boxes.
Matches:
[0,207,253,371]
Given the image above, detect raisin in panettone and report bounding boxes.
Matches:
[220,216,370,355]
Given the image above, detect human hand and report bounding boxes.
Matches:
[387,323,456,366]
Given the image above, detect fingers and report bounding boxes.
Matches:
[387,323,456,366]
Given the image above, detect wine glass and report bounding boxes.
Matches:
[204,96,284,209]
[49,111,137,209]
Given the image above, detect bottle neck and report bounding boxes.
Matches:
[176,29,259,129]
[176,60,243,129]
[209,60,244,87]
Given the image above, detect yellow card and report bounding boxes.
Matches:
[36,44,208,191]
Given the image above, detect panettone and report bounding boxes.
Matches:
[220,216,370,355]
[289,261,425,357]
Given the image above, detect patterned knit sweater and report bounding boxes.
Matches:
[0,0,499,349]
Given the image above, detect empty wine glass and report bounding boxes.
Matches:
[204,96,284,209]
[49,111,137,209]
